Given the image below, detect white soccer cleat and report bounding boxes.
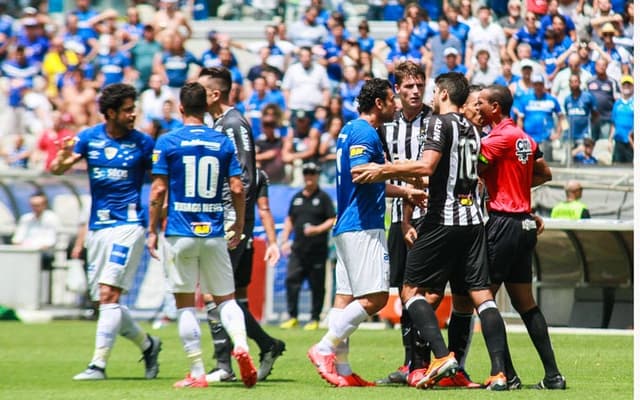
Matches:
[73,365,106,380]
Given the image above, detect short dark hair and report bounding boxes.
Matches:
[468,84,484,94]
[434,72,469,107]
[198,67,232,100]
[98,83,137,116]
[394,60,425,86]
[484,84,513,116]
[262,103,283,123]
[180,82,207,116]
[357,78,392,113]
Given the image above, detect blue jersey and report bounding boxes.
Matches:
[611,97,634,143]
[152,125,242,238]
[357,36,375,54]
[96,51,131,87]
[564,91,597,141]
[516,92,562,143]
[161,51,199,88]
[333,118,386,235]
[513,28,543,60]
[74,124,154,230]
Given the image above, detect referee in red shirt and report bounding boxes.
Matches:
[477,85,566,391]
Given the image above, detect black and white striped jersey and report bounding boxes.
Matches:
[382,105,432,223]
[420,112,483,226]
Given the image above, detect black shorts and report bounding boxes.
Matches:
[486,212,537,285]
[388,222,407,288]
[404,223,489,296]
[229,223,255,288]
[388,219,421,288]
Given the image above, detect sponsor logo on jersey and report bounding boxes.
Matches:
[293,197,303,206]
[92,167,129,180]
[349,145,365,157]
[88,150,100,159]
[121,142,136,149]
[104,147,118,160]
[89,140,107,148]
[152,150,161,163]
[191,222,212,237]
[180,139,221,150]
[515,138,533,164]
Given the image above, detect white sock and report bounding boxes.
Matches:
[177,307,205,377]
[318,301,368,354]
[218,299,249,351]
[119,305,150,351]
[328,308,352,376]
[91,303,122,369]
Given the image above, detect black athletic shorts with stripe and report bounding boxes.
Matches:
[486,212,537,285]
[404,223,489,295]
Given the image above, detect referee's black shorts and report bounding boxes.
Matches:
[486,212,537,285]
[404,223,489,296]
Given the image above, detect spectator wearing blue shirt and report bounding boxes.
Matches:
[2,45,39,111]
[154,32,200,100]
[405,3,437,51]
[96,35,133,88]
[156,99,183,133]
[564,73,598,145]
[609,75,634,163]
[70,0,99,43]
[572,138,598,165]
[540,26,572,80]
[437,47,467,75]
[16,18,49,65]
[515,73,565,160]
[426,17,463,78]
[245,76,277,139]
[507,11,543,62]
[338,65,364,123]
[444,5,470,58]
[63,14,94,57]
[539,1,577,42]
[385,30,423,85]
[321,22,346,87]
[494,56,520,87]
[356,20,374,54]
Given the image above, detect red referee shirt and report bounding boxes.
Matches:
[479,118,537,214]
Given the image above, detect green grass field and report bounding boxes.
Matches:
[0,321,632,399]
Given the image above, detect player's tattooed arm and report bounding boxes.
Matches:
[147,175,168,260]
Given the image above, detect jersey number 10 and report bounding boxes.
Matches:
[183,155,220,199]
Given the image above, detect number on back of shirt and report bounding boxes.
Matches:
[458,137,478,181]
[183,155,220,199]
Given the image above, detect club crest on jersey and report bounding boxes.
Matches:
[515,138,532,164]
[104,147,118,160]
[349,145,365,157]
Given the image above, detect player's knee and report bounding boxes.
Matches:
[361,292,389,314]
[451,294,474,313]
[99,284,121,304]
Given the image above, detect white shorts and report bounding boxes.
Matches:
[86,224,145,301]
[334,229,390,298]
[165,236,235,297]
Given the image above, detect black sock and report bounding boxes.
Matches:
[206,302,232,371]
[478,306,507,375]
[400,309,413,367]
[407,298,449,358]
[504,337,518,380]
[237,299,273,353]
[448,311,473,368]
[521,306,560,378]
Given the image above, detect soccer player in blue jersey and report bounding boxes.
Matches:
[50,83,161,381]
[197,67,286,383]
[147,82,257,388]
[307,78,427,387]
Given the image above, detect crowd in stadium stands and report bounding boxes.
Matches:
[0,0,634,177]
